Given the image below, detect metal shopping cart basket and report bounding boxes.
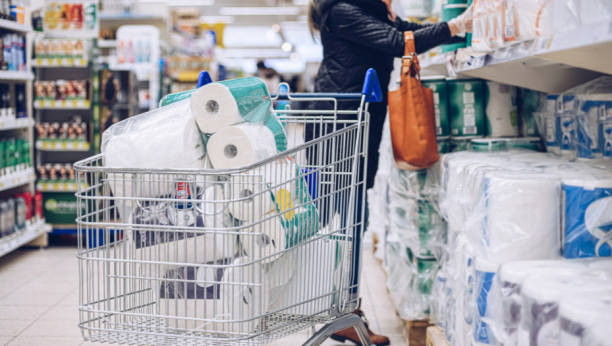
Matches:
[74,69,383,346]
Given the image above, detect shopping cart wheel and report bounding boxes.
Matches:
[302,313,373,346]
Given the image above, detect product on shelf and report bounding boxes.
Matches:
[43,1,96,32]
[0,33,26,71]
[34,38,88,63]
[0,136,30,176]
[0,198,15,238]
[34,80,90,104]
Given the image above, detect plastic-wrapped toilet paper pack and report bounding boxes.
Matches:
[485,82,519,138]
[220,257,270,334]
[581,321,612,346]
[103,99,207,215]
[508,0,554,41]
[484,260,590,346]
[191,77,272,134]
[518,271,612,346]
[268,237,338,316]
[482,172,561,263]
[520,89,545,137]
[158,258,232,332]
[129,189,236,280]
[431,269,447,330]
[238,215,287,263]
[559,295,612,346]
[226,174,274,222]
[562,177,612,259]
[553,0,581,33]
[473,257,499,346]
[207,123,278,170]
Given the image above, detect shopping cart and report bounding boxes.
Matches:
[74,69,383,346]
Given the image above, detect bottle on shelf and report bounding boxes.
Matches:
[9,0,24,24]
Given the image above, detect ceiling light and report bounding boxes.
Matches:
[282,42,293,52]
[271,24,280,32]
[219,7,302,16]
[290,52,300,61]
[292,0,309,5]
[199,16,235,23]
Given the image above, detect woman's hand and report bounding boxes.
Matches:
[448,4,473,36]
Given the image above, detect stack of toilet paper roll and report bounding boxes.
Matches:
[559,295,612,346]
[158,257,269,334]
[102,99,207,217]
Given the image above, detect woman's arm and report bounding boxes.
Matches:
[394,17,431,32]
[327,3,455,56]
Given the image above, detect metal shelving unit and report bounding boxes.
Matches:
[421,21,612,93]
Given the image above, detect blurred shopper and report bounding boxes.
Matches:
[256,60,281,94]
[308,0,472,345]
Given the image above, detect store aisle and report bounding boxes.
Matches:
[0,246,406,346]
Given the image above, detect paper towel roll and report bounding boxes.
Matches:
[562,178,612,259]
[559,295,612,346]
[191,77,272,134]
[239,215,286,263]
[158,258,231,332]
[207,123,277,169]
[220,257,269,333]
[518,272,612,346]
[484,172,561,263]
[226,174,274,222]
[485,82,519,138]
[103,99,207,214]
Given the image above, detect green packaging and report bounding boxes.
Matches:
[437,138,451,154]
[0,140,5,172]
[442,4,467,22]
[484,81,519,137]
[422,76,450,138]
[440,42,467,53]
[471,138,507,152]
[22,141,30,167]
[444,0,468,4]
[447,78,485,138]
[416,256,438,297]
[521,88,544,137]
[416,200,446,257]
[15,139,23,166]
[5,139,15,171]
[451,138,479,152]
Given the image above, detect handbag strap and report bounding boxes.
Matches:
[402,31,421,78]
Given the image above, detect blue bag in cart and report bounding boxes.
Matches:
[562,177,612,258]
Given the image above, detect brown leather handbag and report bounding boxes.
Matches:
[388,32,439,171]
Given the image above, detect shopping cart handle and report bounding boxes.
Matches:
[270,68,383,102]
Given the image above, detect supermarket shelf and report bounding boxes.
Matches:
[0,117,34,131]
[0,19,32,33]
[0,219,51,259]
[36,141,90,151]
[98,40,117,48]
[0,168,35,192]
[37,181,88,193]
[0,71,34,81]
[34,99,91,109]
[420,52,450,77]
[32,58,89,68]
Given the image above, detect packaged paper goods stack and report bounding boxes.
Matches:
[421,76,545,155]
[425,151,612,346]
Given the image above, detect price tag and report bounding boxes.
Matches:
[65,142,74,150]
[44,100,51,108]
[58,184,65,191]
[77,142,84,150]
[76,100,84,108]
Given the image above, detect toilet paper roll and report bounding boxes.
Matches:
[518,272,612,346]
[158,258,231,332]
[484,172,561,263]
[562,178,612,259]
[494,261,588,346]
[207,123,277,170]
[474,257,499,346]
[226,174,274,222]
[581,320,612,346]
[220,257,269,333]
[103,99,207,213]
[268,238,338,316]
[559,295,612,346]
[239,215,286,263]
[484,82,519,138]
[200,184,230,230]
[191,77,272,134]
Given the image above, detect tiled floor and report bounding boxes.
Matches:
[0,245,406,346]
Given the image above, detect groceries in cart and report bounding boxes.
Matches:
[101,76,327,333]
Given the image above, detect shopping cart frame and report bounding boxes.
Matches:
[74,69,382,346]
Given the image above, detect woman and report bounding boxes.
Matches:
[307,1,472,344]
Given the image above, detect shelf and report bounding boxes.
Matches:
[420,52,450,77]
[34,100,91,109]
[98,40,117,48]
[36,141,90,151]
[0,219,51,259]
[0,71,34,81]
[0,117,34,131]
[0,19,32,33]
[37,181,88,193]
[100,13,166,24]
[32,58,89,68]
[0,168,35,192]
